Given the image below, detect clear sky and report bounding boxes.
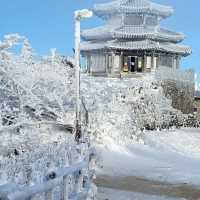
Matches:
[0,0,199,79]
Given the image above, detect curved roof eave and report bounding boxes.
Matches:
[81,40,192,56]
[81,26,185,43]
[108,40,191,56]
[93,0,173,18]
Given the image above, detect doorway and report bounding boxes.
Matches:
[123,55,144,73]
[128,56,137,72]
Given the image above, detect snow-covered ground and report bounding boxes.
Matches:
[97,128,200,185]
[1,34,199,199]
[97,187,185,200]
[95,128,200,199]
[80,74,199,199]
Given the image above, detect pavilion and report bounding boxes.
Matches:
[81,0,191,77]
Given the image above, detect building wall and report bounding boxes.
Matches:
[112,54,121,74]
[84,51,180,75]
[88,53,106,73]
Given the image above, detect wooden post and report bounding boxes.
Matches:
[172,55,176,69]
[144,52,147,72]
[77,170,84,193]
[176,55,180,69]
[63,176,69,200]
[151,52,154,71]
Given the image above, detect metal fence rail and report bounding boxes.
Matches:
[0,147,96,200]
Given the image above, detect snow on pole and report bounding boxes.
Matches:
[74,10,93,141]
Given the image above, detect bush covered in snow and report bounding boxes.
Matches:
[81,75,183,144]
[0,34,95,199]
[0,34,76,129]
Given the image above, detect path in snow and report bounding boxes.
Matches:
[95,175,200,200]
[97,187,185,200]
[95,128,200,199]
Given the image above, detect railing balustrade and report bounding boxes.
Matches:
[0,147,96,200]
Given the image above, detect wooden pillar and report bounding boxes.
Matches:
[144,52,147,72]
[105,53,108,73]
[172,55,176,69]
[120,51,123,73]
[151,52,154,71]
[157,53,160,68]
[86,55,89,73]
[63,175,69,200]
[176,55,181,69]
[88,55,91,74]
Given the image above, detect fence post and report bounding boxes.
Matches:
[45,190,54,200]
[77,170,84,193]
[63,175,69,200]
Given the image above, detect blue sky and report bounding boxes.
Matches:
[0,0,199,79]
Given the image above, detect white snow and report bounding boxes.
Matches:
[97,187,184,200]
[0,35,95,199]
[0,34,199,200]
[96,128,200,186]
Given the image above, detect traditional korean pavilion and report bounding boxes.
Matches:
[81,0,191,76]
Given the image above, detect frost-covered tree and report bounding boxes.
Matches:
[81,75,180,145]
[155,66,195,114]
[0,34,76,128]
[0,35,95,200]
[21,38,34,64]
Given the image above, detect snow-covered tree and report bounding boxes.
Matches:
[0,35,95,200]
[0,34,76,128]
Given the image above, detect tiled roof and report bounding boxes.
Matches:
[81,25,185,43]
[93,0,173,18]
[81,39,191,56]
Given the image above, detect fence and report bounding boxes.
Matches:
[0,146,96,200]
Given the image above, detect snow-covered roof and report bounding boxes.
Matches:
[81,25,184,43]
[81,40,191,56]
[93,0,173,18]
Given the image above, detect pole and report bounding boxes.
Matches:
[74,14,81,141]
[74,9,93,141]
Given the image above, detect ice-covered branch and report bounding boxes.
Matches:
[0,34,75,128]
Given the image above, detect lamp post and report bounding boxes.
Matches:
[74,9,93,141]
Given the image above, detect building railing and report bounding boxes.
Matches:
[0,146,96,200]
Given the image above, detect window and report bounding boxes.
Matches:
[90,55,106,72]
[124,14,144,26]
[146,16,158,26]
[159,55,173,68]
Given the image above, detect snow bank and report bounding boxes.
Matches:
[96,128,200,186]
